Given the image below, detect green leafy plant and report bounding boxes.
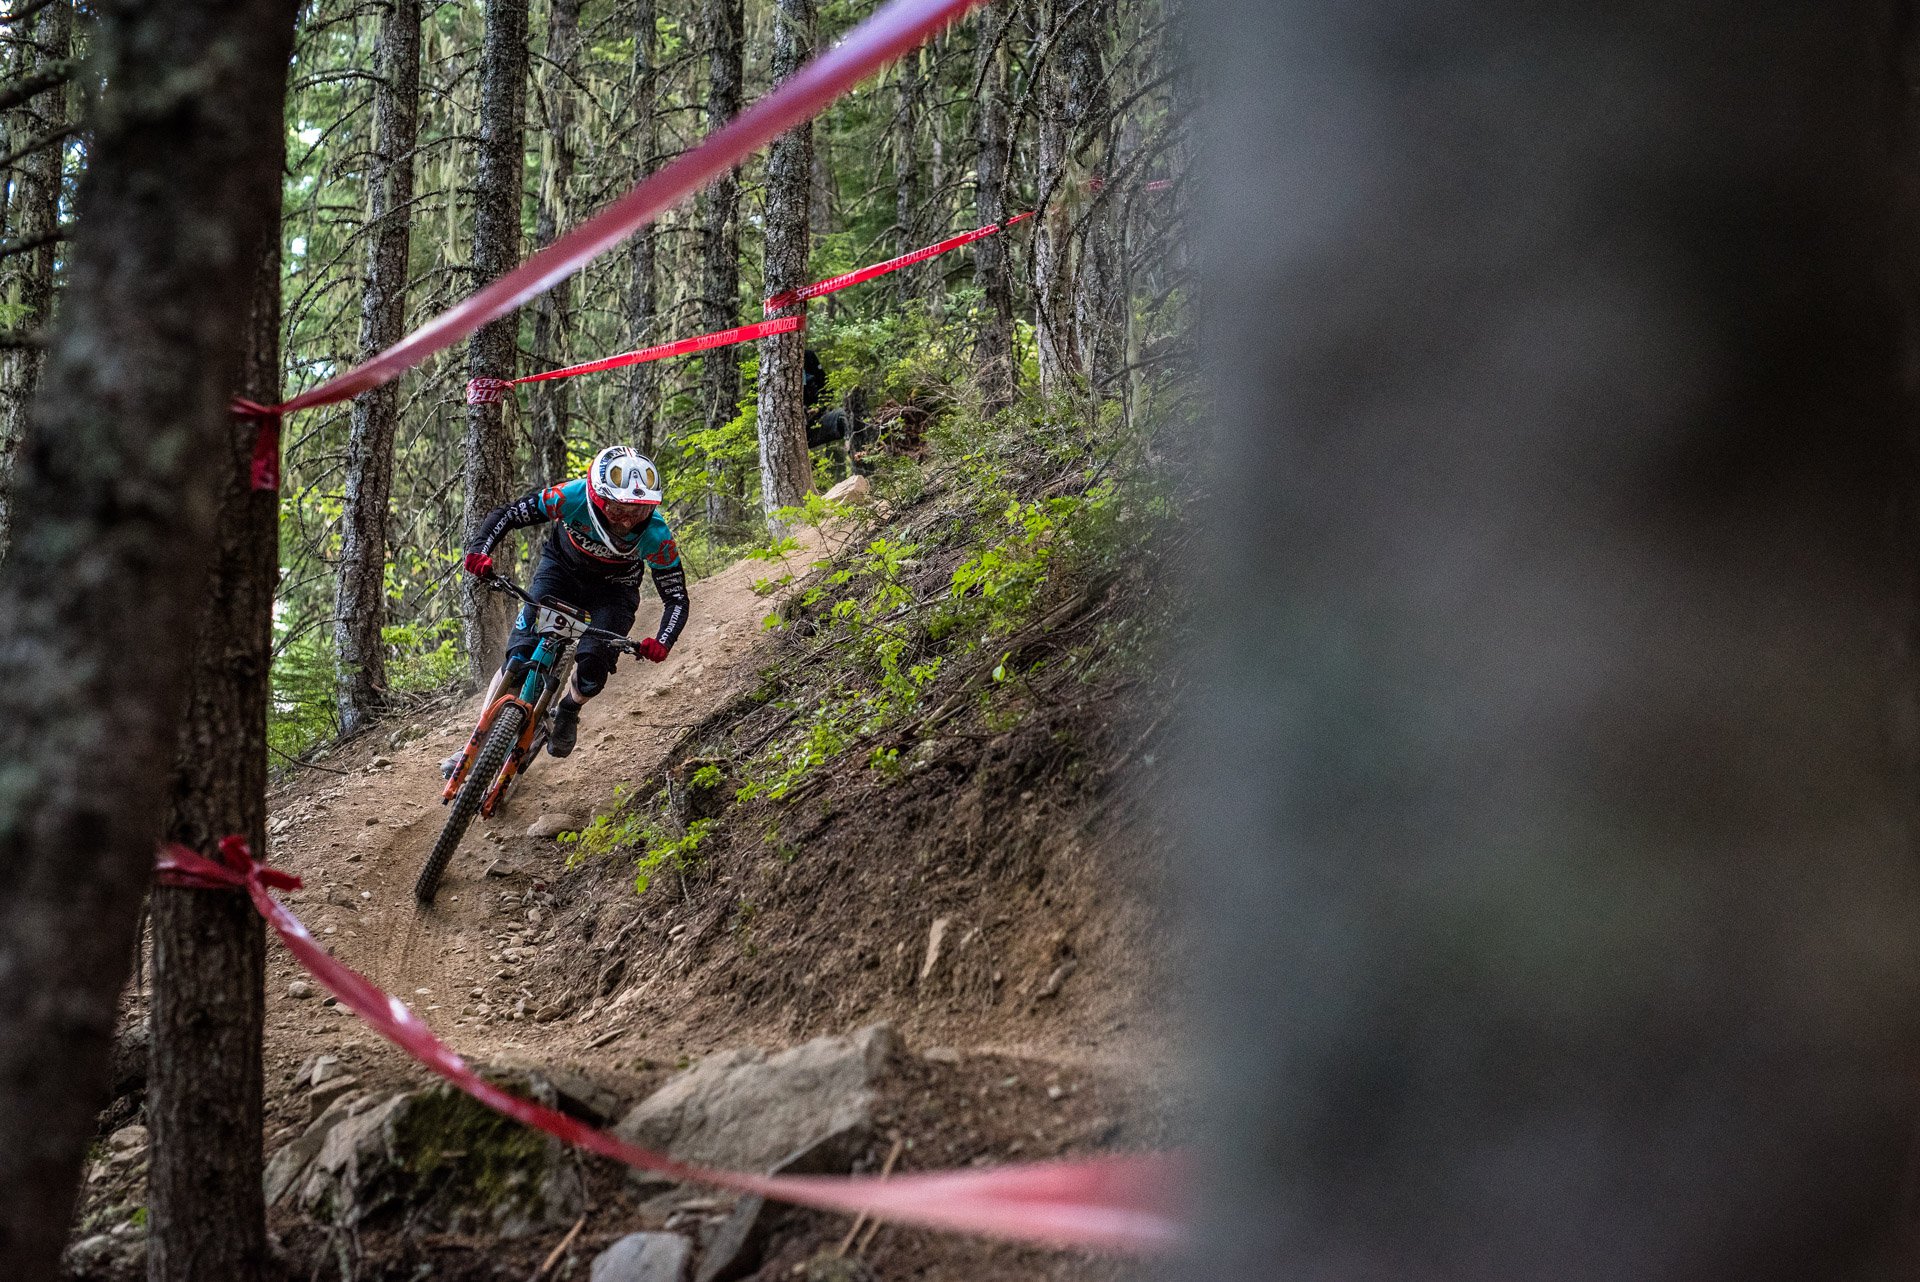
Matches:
[634,819,716,894]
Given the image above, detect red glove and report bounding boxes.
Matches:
[637,637,668,663]
[463,551,494,577]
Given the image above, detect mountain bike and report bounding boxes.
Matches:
[414,574,637,905]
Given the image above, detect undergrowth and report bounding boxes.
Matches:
[574,374,1190,896]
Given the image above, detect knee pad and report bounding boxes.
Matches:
[573,650,613,697]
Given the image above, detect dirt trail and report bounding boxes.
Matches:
[261,529,827,1077]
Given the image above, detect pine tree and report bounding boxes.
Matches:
[624,0,662,455]
[758,0,815,525]
[1182,1,1920,1275]
[461,0,530,680]
[973,9,1017,412]
[148,147,286,1282]
[528,0,583,485]
[0,0,72,553]
[891,50,923,303]
[697,0,744,531]
[334,0,422,735]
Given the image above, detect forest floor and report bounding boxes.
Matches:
[73,509,1183,1281]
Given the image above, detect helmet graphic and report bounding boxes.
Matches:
[589,445,663,510]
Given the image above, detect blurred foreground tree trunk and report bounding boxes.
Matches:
[334,0,421,735]
[1179,2,1920,1279]
[0,1,297,1277]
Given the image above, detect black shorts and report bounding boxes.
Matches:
[503,550,639,694]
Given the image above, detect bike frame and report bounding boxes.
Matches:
[440,581,633,817]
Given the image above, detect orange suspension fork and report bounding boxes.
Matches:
[440,694,533,801]
[479,696,549,816]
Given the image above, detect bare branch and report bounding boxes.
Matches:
[0,221,66,260]
[0,119,71,172]
[0,54,77,114]
[0,0,59,29]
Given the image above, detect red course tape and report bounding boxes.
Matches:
[476,205,1023,396]
[155,839,1184,1253]
[767,212,1034,314]
[465,377,512,406]
[507,314,804,389]
[259,0,987,418]
[232,399,283,494]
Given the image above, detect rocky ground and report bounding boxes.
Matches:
[69,509,1179,1281]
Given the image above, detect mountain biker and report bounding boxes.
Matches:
[451,445,689,764]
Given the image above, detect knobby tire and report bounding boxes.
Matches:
[416,702,526,904]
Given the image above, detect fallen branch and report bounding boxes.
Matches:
[268,743,350,776]
[529,1214,585,1281]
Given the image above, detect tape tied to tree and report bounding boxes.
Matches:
[231,399,283,494]
[155,835,301,893]
[465,377,512,405]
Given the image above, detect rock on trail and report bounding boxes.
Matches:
[612,1024,898,1175]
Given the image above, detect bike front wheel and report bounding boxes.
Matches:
[416,702,526,905]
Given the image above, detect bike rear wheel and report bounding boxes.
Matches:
[416,702,526,905]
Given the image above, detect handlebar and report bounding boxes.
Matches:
[480,573,640,654]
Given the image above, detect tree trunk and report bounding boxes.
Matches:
[623,0,660,455]
[0,2,296,1277]
[462,0,529,681]
[334,0,421,736]
[1066,5,1122,397]
[892,49,923,304]
[1032,0,1076,398]
[147,127,285,1282]
[528,0,581,485]
[0,0,71,555]
[698,0,743,533]
[758,0,815,528]
[811,121,835,239]
[1033,0,1116,401]
[972,11,1016,413]
[1180,2,1920,1278]
[0,38,20,259]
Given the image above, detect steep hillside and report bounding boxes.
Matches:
[74,432,1182,1281]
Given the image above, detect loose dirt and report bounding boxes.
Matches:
[259,531,837,1090]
